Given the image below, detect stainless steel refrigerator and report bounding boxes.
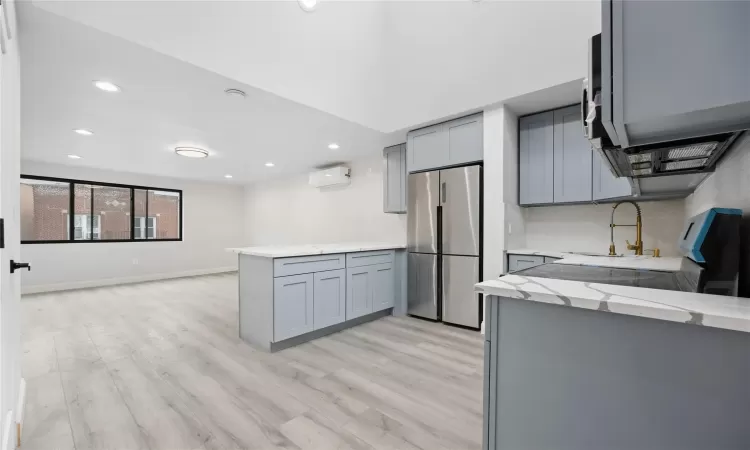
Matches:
[407,165,482,329]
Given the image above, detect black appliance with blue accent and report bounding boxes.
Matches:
[678,207,742,296]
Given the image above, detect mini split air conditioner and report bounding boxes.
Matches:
[309,165,351,188]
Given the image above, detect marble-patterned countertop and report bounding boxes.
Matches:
[507,248,684,272]
[476,275,750,333]
[227,243,406,258]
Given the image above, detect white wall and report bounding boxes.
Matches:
[20,161,244,293]
[522,200,687,257]
[243,154,407,246]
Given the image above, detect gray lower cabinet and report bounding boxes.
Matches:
[273,273,314,341]
[312,269,346,330]
[346,266,373,320]
[383,144,407,214]
[371,263,395,311]
[407,113,483,173]
[553,105,592,203]
[519,111,554,205]
[507,254,545,272]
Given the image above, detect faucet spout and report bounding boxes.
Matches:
[609,201,643,256]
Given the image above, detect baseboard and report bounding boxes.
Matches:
[21,267,237,295]
[16,378,25,449]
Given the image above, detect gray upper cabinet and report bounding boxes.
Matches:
[593,149,632,201]
[407,113,483,173]
[346,266,373,320]
[313,269,346,330]
[553,106,592,203]
[519,111,554,205]
[383,144,407,214]
[446,114,483,165]
[603,0,750,147]
[273,274,314,342]
[408,124,447,173]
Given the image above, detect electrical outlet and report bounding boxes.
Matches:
[132,258,139,265]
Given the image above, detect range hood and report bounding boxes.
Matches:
[599,131,744,179]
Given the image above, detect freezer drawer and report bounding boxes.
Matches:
[442,255,480,328]
[407,253,438,320]
[440,166,481,257]
[407,172,439,253]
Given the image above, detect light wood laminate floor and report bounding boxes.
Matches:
[21,273,484,450]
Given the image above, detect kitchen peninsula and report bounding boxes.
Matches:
[228,243,406,352]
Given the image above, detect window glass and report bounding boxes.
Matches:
[20,179,70,241]
[93,186,131,240]
[73,184,93,240]
[148,190,180,239]
[133,189,147,240]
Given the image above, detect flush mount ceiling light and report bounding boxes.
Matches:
[67,154,82,159]
[224,88,246,99]
[174,146,209,158]
[74,129,93,136]
[328,143,340,150]
[265,162,275,167]
[93,80,120,92]
[224,174,233,179]
[298,0,317,12]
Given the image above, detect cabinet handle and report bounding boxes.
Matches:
[284,257,340,266]
[351,253,389,259]
[517,259,536,264]
[441,182,447,203]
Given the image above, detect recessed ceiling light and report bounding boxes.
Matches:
[74,129,93,136]
[224,88,246,99]
[67,154,82,159]
[224,174,233,179]
[174,147,209,158]
[265,162,275,167]
[93,80,120,92]
[298,0,317,12]
[328,143,340,150]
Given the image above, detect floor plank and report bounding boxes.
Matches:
[21,273,483,450]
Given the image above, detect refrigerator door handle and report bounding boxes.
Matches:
[441,182,446,204]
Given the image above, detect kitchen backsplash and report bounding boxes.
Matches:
[522,199,687,257]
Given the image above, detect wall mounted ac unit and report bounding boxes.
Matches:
[309,165,351,188]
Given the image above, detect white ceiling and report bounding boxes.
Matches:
[20,0,601,183]
[19,4,388,183]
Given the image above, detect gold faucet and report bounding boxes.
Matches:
[609,201,643,256]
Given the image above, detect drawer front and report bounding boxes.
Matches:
[507,254,545,273]
[346,250,395,268]
[274,253,345,277]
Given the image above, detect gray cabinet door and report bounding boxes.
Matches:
[607,0,750,147]
[519,111,554,205]
[273,273,314,342]
[313,269,346,330]
[407,124,448,173]
[446,113,483,165]
[507,254,545,272]
[383,144,407,213]
[592,149,632,201]
[346,267,373,320]
[371,263,395,312]
[553,105,593,203]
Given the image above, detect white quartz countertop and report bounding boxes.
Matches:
[552,255,684,271]
[507,249,684,272]
[476,275,750,334]
[227,243,406,258]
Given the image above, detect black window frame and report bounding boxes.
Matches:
[21,174,183,244]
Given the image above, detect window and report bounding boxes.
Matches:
[20,175,182,244]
